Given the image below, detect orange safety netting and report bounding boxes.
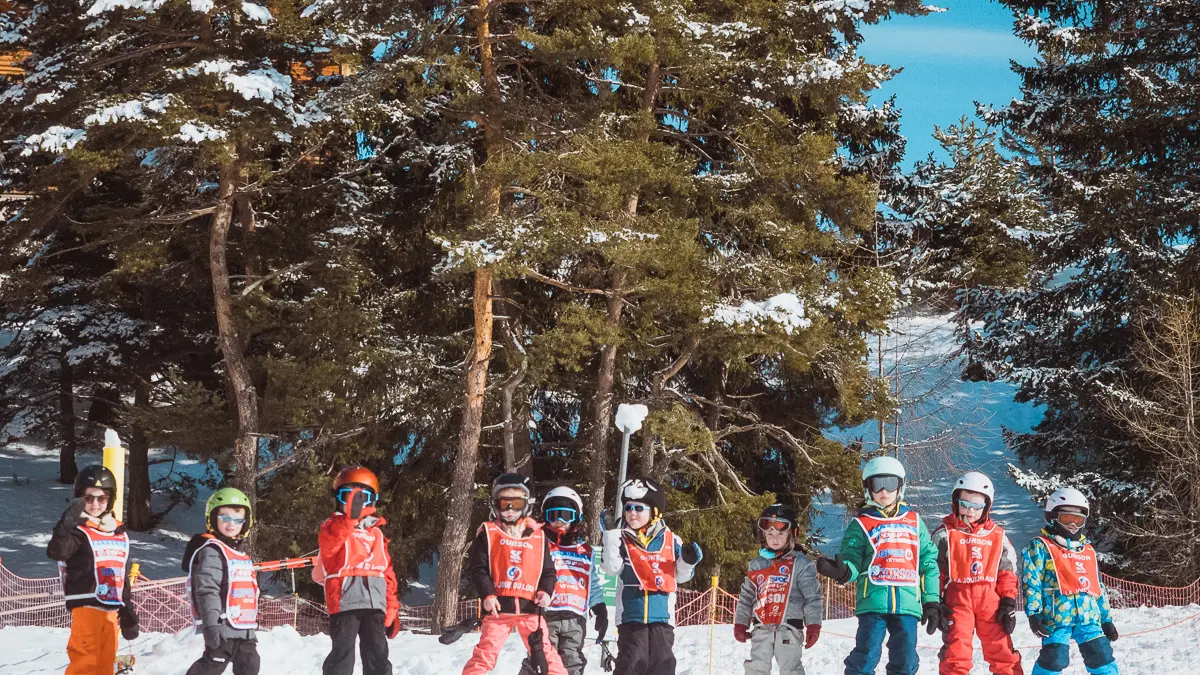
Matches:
[3,557,1198,635]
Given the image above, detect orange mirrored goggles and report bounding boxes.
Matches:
[758,517,793,532]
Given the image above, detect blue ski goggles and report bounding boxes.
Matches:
[544,507,579,523]
[336,487,378,505]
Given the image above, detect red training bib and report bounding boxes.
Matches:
[187,535,260,630]
[548,541,593,615]
[750,555,796,625]
[855,511,921,587]
[946,524,1005,585]
[485,520,546,601]
[625,529,677,593]
[62,525,129,606]
[1040,537,1102,597]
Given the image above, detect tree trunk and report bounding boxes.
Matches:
[57,354,78,484]
[433,267,495,631]
[500,309,527,474]
[584,267,626,541]
[125,380,153,531]
[210,158,261,554]
[432,0,504,630]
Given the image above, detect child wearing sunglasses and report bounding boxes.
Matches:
[1021,488,1120,675]
[816,456,940,675]
[316,466,401,675]
[462,473,567,675]
[599,477,703,675]
[930,472,1022,675]
[516,486,607,675]
[733,503,823,675]
[182,487,260,675]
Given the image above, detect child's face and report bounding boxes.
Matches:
[623,502,651,529]
[82,488,110,518]
[956,489,988,523]
[871,487,898,508]
[495,488,527,522]
[764,527,791,551]
[215,505,247,538]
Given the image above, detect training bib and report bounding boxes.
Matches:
[485,520,545,601]
[750,556,796,625]
[548,540,594,615]
[315,524,390,585]
[856,511,921,587]
[187,536,260,630]
[63,525,129,606]
[625,529,677,593]
[1041,537,1102,597]
[946,524,1005,585]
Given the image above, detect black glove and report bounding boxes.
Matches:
[118,605,139,640]
[785,618,804,630]
[681,542,702,565]
[61,499,89,524]
[347,490,368,520]
[938,602,952,633]
[591,602,608,642]
[1102,621,1118,642]
[816,555,851,584]
[994,597,1017,635]
[1028,615,1049,638]
[202,625,224,651]
[921,602,941,635]
[598,508,619,532]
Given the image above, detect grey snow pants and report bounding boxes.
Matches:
[744,624,806,675]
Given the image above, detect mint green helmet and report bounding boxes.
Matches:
[206,487,253,534]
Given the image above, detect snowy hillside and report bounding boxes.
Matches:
[2,606,1197,675]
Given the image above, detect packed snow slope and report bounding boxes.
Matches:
[2,606,1197,675]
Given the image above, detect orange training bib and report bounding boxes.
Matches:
[485,521,545,601]
[625,530,677,593]
[856,511,921,587]
[1040,537,1102,597]
[750,556,795,625]
[947,524,1005,585]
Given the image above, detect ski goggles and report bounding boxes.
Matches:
[957,498,987,512]
[758,517,793,532]
[494,497,528,512]
[623,502,650,514]
[1055,511,1087,530]
[865,475,902,494]
[217,515,247,525]
[544,507,579,523]
[336,487,378,505]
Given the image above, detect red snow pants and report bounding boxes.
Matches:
[461,612,568,675]
[939,584,1023,675]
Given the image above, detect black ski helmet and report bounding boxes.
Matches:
[491,473,535,519]
[620,478,666,517]
[74,465,117,498]
[759,503,798,526]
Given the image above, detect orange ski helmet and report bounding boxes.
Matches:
[333,465,380,493]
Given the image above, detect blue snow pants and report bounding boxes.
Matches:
[1030,623,1118,675]
[844,613,919,675]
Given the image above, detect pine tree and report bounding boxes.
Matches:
[962,1,1200,578]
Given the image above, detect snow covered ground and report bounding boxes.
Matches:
[2,605,1196,675]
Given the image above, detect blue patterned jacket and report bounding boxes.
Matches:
[1021,529,1113,630]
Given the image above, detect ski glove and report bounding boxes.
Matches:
[816,555,851,584]
[1102,621,1119,642]
[995,597,1017,635]
[347,490,369,520]
[733,624,750,643]
[1028,615,1050,638]
[591,602,608,642]
[805,624,821,649]
[385,607,401,639]
[921,602,942,635]
[118,605,139,640]
[63,499,90,524]
[938,602,952,633]
[597,508,619,532]
[681,542,702,565]
[202,625,224,651]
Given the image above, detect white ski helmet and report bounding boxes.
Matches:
[862,456,906,501]
[543,486,584,513]
[1044,487,1089,519]
[952,471,994,516]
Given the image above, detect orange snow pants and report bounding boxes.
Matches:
[461,613,568,675]
[939,585,1023,675]
[66,606,120,675]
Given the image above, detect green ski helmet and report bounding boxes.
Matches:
[206,487,253,535]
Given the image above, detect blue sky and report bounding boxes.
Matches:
[858,0,1035,166]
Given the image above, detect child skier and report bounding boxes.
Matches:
[599,477,703,675]
[733,503,823,675]
[317,466,401,675]
[1022,488,1119,675]
[518,486,608,675]
[931,472,1022,675]
[183,487,261,675]
[462,473,568,675]
[47,465,140,675]
[816,456,940,675]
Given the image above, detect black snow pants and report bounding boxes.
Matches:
[185,637,260,675]
[614,622,676,675]
[322,609,393,675]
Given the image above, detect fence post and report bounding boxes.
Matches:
[708,575,719,675]
[290,567,299,628]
